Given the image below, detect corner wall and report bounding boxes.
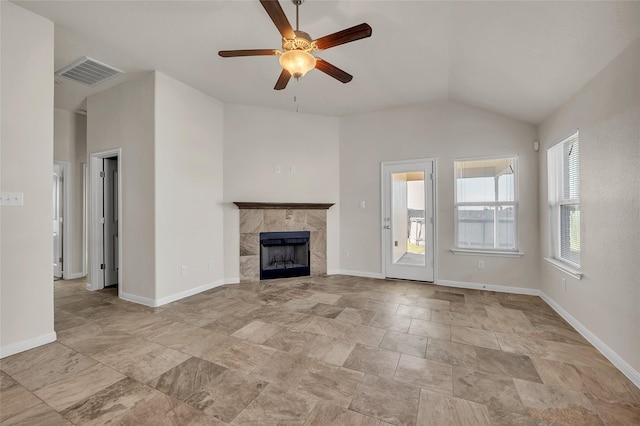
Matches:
[54,109,87,278]
[538,38,640,377]
[87,73,156,300]
[222,104,340,281]
[339,101,540,289]
[154,72,225,301]
[1,2,55,356]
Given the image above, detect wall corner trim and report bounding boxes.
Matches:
[539,291,640,389]
[0,332,57,359]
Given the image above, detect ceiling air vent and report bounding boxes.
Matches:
[55,57,124,87]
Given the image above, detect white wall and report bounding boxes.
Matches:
[538,38,640,375]
[154,72,225,301]
[0,2,55,356]
[339,101,540,289]
[87,73,156,300]
[54,109,87,278]
[223,104,340,280]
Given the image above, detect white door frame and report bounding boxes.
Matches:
[54,161,72,279]
[88,148,122,293]
[381,158,438,282]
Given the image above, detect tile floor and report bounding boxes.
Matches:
[1,275,639,425]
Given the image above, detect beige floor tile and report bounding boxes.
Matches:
[395,304,432,321]
[588,394,640,426]
[425,338,479,368]
[343,344,400,379]
[0,383,42,422]
[118,394,220,425]
[0,402,72,426]
[380,330,428,357]
[430,310,472,327]
[408,318,451,340]
[303,401,379,425]
[334,307,377,326]
[184,369,267,422]
[231,320,283,344]
[451,325,500,350]
[296,362,364,407]
[416,388,491,425]
[475,347,542,383]
[453,366,525,414]
[305,335,355,366]
[149,357,227,402]
[251,350,317,388]
[514,378,604,425]
[231,383,317,425]
[349,375,420,426]
[60,378,159,425]
[394,353,453,395]
[33,363,125,410]
[370,312,412,332]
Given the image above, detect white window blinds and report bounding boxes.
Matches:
[547,131,580,268]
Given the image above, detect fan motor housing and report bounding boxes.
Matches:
[283,31,316,52]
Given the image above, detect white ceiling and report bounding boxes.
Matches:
[14,0,640,124]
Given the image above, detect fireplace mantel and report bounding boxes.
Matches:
[233,202,334,210]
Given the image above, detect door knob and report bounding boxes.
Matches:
[383,225,391,229]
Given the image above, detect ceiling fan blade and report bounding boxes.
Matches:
[260,0,295,40]
[218,49,278,58]
[314,23,372,50]
[274,69,291,90]
[315,59,353,83]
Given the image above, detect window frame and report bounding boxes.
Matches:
[546,131,581,276]
[453,155,520,255]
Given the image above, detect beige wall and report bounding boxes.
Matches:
[0,2,55,355]
[54,109,87,278]
[538,38,640,373]
[339,101,540,289]
[154,72,225,300]
[222,104,340,281]
[87,73,156,300]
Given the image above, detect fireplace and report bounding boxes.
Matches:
[260,231,310,280]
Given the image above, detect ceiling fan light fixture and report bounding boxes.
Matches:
[279,49,316,79]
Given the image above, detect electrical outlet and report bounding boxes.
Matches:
[478,260,485,270]
[562,277,566,292]
[275,165,281,174]
[181,265,187,276]
[208,260,214,270]
[290,165,296,174]
[360,200,366,209]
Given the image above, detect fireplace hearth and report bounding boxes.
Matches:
[260,231,310,280]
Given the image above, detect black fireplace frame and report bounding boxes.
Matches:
[259,231,310,280]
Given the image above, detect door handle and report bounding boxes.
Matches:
[383,225,391,229]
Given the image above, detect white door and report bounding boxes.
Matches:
[382,159,435,281]
[103,158,119,287]
[53,164,63,278]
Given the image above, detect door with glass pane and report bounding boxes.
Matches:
[382,160,435,281]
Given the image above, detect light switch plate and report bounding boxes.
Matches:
[1,192,24,206]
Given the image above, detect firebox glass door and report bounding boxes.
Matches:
[382,160,435,282]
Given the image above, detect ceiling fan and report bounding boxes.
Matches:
[218,0,372,90]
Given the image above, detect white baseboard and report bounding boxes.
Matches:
[65,272,85,280]
[120,279,229,308]
[119,291,157,307]
[155,279,227,307]
[223,277,240,285]
[332,269,385,279]
[539,291,640,389]
[1,331,57,359]
[436,279,540,296]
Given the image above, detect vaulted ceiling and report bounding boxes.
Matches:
[14,0,640,124]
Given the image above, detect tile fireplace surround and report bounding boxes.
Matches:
[235,202,334,282]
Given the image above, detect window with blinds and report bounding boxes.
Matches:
[454,156,518,251]
[547,131,580,269]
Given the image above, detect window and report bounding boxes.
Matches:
[454,156,518,252]
[547,131,580,270]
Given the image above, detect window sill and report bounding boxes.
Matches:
[451,248,524,258]
[544,257,582,280]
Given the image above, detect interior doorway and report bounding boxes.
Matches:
[53,161,71,279]
[382,159,436,281]
[88,149,121,292]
